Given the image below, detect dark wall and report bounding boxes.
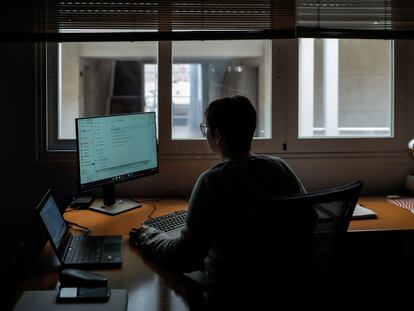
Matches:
[0,42,50,309]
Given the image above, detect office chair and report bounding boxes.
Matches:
[272,180,364,275]
[184,180,364,310]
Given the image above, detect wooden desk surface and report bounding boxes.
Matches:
[63,197,414,234]
[349,197,414,231]
[64,198,188,236]
[13,199,190,311]
[13,197,414,311]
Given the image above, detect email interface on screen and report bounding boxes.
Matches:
[77,113,157,190]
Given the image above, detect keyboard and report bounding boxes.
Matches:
[144,210,188,232]
[65,236,103,264]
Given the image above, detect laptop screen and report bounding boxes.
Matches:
[39,194,68,249]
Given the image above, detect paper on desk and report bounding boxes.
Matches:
[352,204,377,220]
[387,197,414,214]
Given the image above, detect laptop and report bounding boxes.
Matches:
[36,189,123,267]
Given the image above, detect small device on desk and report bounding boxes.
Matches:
[59,268,108,287]
[69,196,94,209]
[56,287,111,303]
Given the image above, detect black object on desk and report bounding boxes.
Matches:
[70,196,94,209]
[59,268,108,288]
[56,287,111,303]
[12,289,127,311]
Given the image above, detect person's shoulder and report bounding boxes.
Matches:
[192,162,226,193]
[249,154,294,172]
[251,154,286,165]
[198,162,226,181]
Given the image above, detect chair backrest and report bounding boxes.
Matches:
[209,179,364,278]
[270,180,364,276]
[186,180,364,309]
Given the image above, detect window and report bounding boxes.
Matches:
[47,41,158,151]
[283,39,405,153]
[46,39,273,154]
[299,39,393,138]
[171,40,271,140]
[43,39,406,156]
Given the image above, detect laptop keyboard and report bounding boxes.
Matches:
[144,210,188,232]
[65,236,103,264]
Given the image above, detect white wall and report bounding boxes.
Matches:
[112,151,413,197]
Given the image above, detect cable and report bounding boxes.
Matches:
[141,190,189,219]
[143,202,157,220]
[118,189,188,221]
[65,220,91,235]
[64,206,83,214]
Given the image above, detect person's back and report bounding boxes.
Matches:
[200,155,305,278]
[136,95,309,310]
[197,156,313,310]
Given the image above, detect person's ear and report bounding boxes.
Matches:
[214,129,222,145]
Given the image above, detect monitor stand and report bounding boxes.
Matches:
[88,184,141,216]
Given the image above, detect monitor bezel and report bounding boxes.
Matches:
[75,112,159,193]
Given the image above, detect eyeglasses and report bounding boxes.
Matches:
[199,121,209,136]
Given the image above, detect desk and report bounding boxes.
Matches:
[12,199,190,311]
[11,197,414,310]
[63,197,414,235]
[349,197,414,231]
[64,198,188,236]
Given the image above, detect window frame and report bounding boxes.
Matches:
[283,39,407,153]
[159,40,280,155]
[40,40,280,157]
[38,39,409,161]
[45,43,77,152]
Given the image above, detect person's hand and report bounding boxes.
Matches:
[138,224,162,240]
[137,224,149,233]
[129,224,162,247]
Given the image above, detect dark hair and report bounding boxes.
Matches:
[205,95,256,153]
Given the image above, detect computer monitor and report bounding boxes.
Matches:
[75,112,158,215]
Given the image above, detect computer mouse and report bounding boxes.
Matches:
[59,268,108,287]
[129,227,140,246]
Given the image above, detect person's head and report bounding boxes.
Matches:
[203,95,256,158]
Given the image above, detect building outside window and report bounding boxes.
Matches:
[171,40,271,140]
[53,40,271,146]
[298,39,393,139]
[46,38,401,155]
[58,41,158,140]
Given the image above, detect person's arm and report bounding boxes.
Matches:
[137,171,216,272]
[279,158,307,193]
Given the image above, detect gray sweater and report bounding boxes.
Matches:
[137,155,305,277]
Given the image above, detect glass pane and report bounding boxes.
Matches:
[299,39,393,138]
[172,40,271,139]
[59,42,158,139]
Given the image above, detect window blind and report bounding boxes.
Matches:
[1,1,414,41]
[298,0,414,39]
[0,0,295,41]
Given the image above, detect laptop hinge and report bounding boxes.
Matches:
[59,232,73,263]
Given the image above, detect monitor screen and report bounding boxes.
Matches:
[75,112,158,215]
